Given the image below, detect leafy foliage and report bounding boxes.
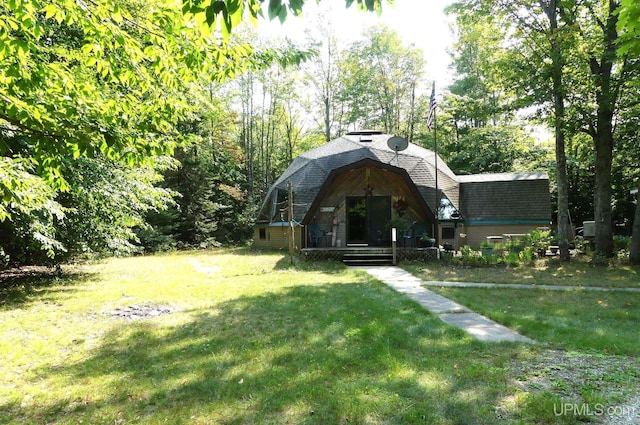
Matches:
[0,0,314,211]
[158,143,254,249]
[183,0,385,36]
[0,0,320,265]
[617,0,640,56]
[0,156,63,266]
[338,26,424,136]
[442,126,550,175]
[448,0,640,258]
[58,156,177,257]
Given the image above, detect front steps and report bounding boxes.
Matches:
[342,251,394,266]
[299,246,440,263]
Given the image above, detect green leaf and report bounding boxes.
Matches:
[205,3,216,26]
[42,4,58,20]
[268,0,283,20]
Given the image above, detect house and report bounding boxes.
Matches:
[253,131,551,250]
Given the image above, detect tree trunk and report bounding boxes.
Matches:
[590,0,619,258]
[557,0,620,258]
[555,119,570,261]
[593,130,614,257]
[324,95,330,143]
[630,191,640,265]
[543,0,570,261]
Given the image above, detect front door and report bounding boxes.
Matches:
[346,196,391,246]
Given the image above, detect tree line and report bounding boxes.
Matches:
[1,0,639,267]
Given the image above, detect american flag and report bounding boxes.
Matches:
[427,81,437,131]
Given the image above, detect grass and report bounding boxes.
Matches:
[428,286,640,357]
[404,255,640,288]
[1,248,639,424]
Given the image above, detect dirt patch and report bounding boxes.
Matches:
[108,304,178,320]
[505,348,640,423]
[600,394,640,425]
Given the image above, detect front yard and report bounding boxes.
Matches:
[1,249,638,424]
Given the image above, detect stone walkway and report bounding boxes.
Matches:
[355,266,534,343]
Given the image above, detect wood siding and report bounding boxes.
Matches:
[462,224,548,248]
[253,225,302,250]
[307,165,434,247]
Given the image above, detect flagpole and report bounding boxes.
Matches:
[427,80,439,248]
[434,93,439,248]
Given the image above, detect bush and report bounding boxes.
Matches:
[613,235,631,253]
[521,229,552,251]
[453,229,553,268]
[519,246,536,264]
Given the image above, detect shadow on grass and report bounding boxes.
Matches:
[0,266,93,310]
[273,255,347,273]
[7,281,526,424]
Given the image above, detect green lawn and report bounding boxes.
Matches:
[1,249,638,424]
[404,256,640,288]
[429,286,640,357]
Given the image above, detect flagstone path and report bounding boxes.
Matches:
[355,266,534,343]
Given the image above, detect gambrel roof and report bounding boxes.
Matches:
[257,131,550,225]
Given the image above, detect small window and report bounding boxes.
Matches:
[259,228,267,240]
[442,227,455,240]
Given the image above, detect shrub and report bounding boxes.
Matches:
[454,229,555,268]
[519,246,536,264]
[521,229,552,250]
[613,235,631,253]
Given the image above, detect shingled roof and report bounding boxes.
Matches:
[257,132,551,225]
[458,172,551,224]
[257,132,458,223]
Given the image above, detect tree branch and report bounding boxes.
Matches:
[0,114,66,143]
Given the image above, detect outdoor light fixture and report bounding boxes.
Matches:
[451,210,461,227]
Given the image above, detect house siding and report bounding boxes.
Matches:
[307,165,434,247]
[462,223,551,248]
[253,224,302,250]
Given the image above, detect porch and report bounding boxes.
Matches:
[300,246,443,265]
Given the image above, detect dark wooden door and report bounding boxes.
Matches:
[346,196,391,246]
[368,196,391,245]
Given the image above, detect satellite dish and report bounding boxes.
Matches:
[387,136,408,152]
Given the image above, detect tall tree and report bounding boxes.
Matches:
[450,0,638,258]
[558,0,632,257]
[302,19,345,142]
[338,26,425,136]
[542,0,571,261]
[447,9,509,132]
[448,1,572,259]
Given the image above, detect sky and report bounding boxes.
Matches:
[256,0,456,93]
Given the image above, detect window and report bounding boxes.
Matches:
[259,228,267,240]
[442,227,455,240]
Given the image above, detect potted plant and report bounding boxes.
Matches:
[386,217,409,233]
[480,240,494,257]
[420,233,436,248]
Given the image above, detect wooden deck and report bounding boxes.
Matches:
[300,246,442,263]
